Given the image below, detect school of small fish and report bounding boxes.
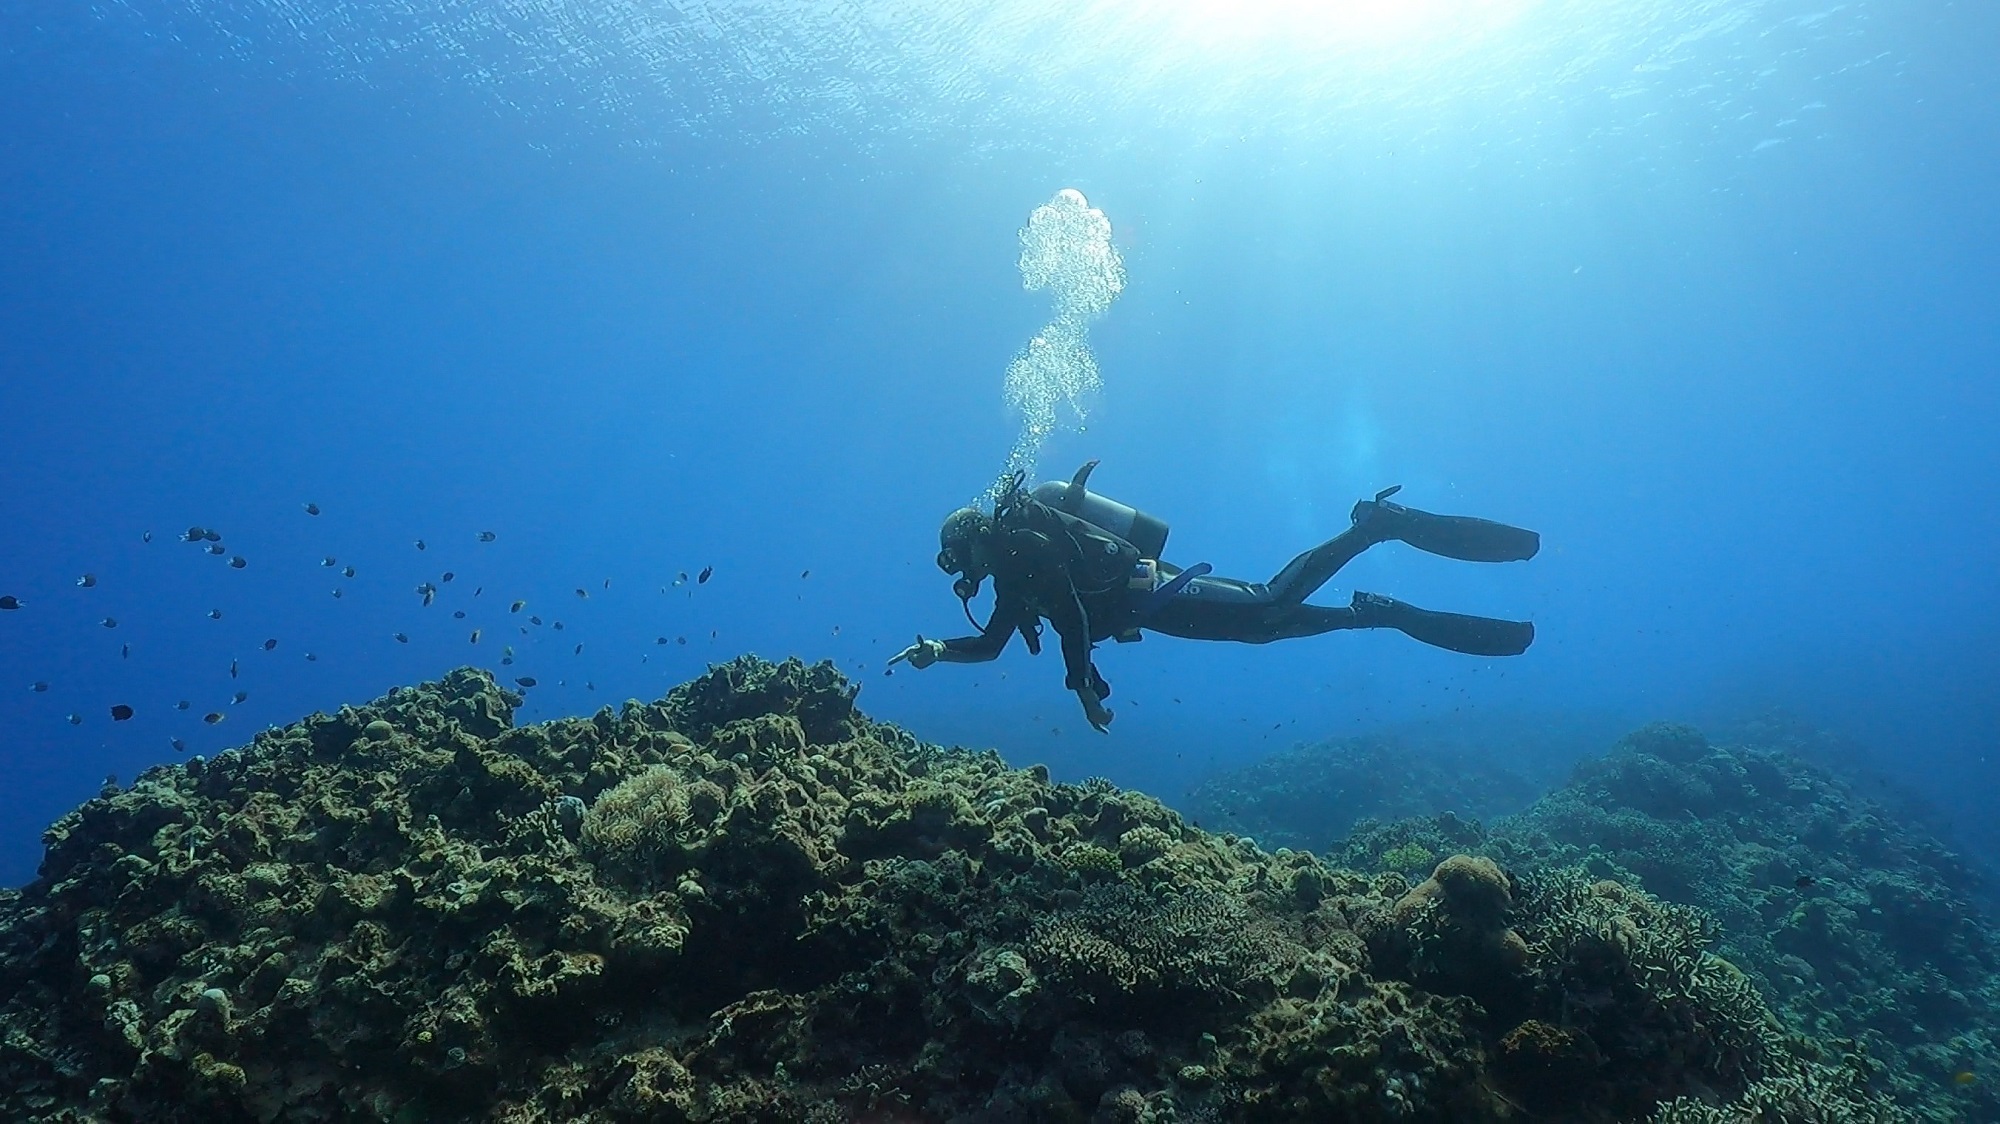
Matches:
[0,503,807,758]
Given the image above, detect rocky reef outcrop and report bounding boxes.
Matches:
[0,662,1905,1122]
[1228,722,1996,1122]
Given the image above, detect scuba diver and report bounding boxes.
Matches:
[889,461,1540,732]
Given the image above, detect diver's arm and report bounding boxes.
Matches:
[937,633,1009,663]
[1045,587,1095,691]
[1046,586,1114,732]
[935,597,1025,663]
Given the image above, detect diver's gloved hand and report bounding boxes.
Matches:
[1075,687,1114,733]
[888,636,946,670]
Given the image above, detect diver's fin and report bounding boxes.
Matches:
[1351,493,1540,563]
[1351,592,1534,656]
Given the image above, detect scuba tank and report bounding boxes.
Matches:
[1029,460,1170,560]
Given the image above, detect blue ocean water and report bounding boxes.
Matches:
[0,0,1994,890]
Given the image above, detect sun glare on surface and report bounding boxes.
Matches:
[1132,0,1541,57]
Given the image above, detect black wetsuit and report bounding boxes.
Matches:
[938,495,1138,697]
[937,488,1538,692]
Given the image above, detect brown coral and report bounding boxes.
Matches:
[1495,1018,1602,1113]
[0,659,1912,1123]
[1364,853,1531,1011]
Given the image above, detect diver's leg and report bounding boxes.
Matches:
[1148,583,1533,655]
[1350,486,1540,564]
[1145,575,1359,643]
[1261,528,1375,604]
[1144,576,1285,641]
[1257,488,1539,606]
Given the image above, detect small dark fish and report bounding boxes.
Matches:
[1794,876,1816,889]
[0,596,21,611]
[442,572,455,583]
[478,531,496,543]
[602,578,610,589]
[415,539,427,551]
[183,526,206,542]
[231,691,248,705]
[553,621,565,631]
[321,557,337,567]
[76,573,97,588]
[473,587,482,597]
[142,531,153,543]
[585,682,595,691]
[331,589,344,599]
[710,630,717,639]
[207,544,227,556]
[30,681,48,692]
[514,676,537,687]
[573,643,583,655]
[208,609,223,620]
[175,700,190,711]
[303,502,321,516]
[229,659,238,679]
[511,600,526,613]
[676,635,687,646]
[453,610,466,619]
[393,632,409,644]
[204,712,225,725]
[121,644,130,659]
[100,617,118,629]
[656,636,669,645]
[832,626,840,636]
[262,638,278,651]
[529,615,543,626]
[574,588,588,599]
[68,713,82,725]
[698,566,713,584]
[304,652,317,662]
[801,569,810,579]
[170,738,186,753]
[204,530,221,543]
[674,572,688,585]
[342,566,356,579]
[110,704,133,721]
[228,556,246,569]
[500,656,512,665]
[469,629,481,644]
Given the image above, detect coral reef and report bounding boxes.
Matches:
[0,663,1910,1122]
[1208,721,1998,1121]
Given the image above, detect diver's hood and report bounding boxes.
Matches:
[937,507,989,572]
